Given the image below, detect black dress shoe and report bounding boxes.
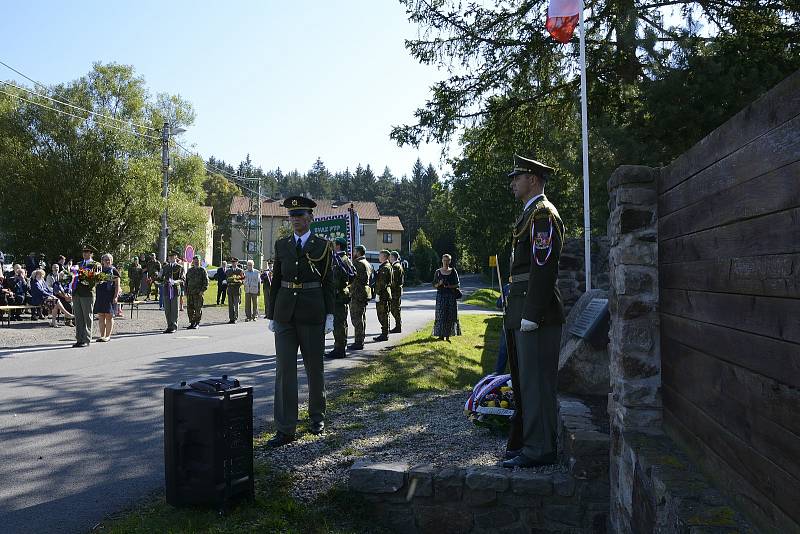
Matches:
[504,448,522,460]
[325,349,346,359]
[373,333,389,342]
[389,326,402,333]
[310,421,325,435]
[72,342,88,348]
[502,452,557,469]
[228,320,236,324]
[347,343,364,350]
[267,432,295,448]
[186,324,196,330]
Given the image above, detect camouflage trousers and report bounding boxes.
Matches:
[390,287,402,328]
[376,299,390,334]
[187,293,204,324]
[349,298,368,344]
[333,301,349,350]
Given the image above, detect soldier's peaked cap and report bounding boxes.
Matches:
[283,196,316,215]
[81,244,97,252]
[334,237,347,247]
[507,154,555,179]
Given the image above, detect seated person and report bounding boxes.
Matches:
[30,269,74,327]
[10,268,29,320]
[53,273,74,326]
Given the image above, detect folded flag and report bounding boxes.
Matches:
[546,0,580,43]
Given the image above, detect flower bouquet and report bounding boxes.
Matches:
[76,263,100,288]
[464,373,516,431]
[226,273,244,286]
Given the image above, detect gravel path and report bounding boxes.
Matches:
[258,376,565,502]
[1,300,237,350]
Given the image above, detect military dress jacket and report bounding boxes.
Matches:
[159,263,186,298]
[268,234,334,324]
[186,265,209,295]
[351,257,373,303]
[391,262,404,291]
[73,259,99,297]
[504,194,565,330]
[332,252,355,304]
[374,261,393,301]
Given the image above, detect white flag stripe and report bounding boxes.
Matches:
[548,0,580,18]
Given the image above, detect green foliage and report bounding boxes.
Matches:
[462,288,502,310]
[411,228,439,282]
[0,62,206,260]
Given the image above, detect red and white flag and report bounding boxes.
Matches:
[546,0,580,44]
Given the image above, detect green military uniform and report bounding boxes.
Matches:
[73,251,98,346]
[185,263,209,328]
[145,256,162,300]
[373,253,393,339]
[329,240,355,358]
[226,261,245,322]
[127,261,143,296]
[268,196,334,438]
[389,255,404,332]
[160,254,185,332]
[348,252,373,349]
[504,156,565,465]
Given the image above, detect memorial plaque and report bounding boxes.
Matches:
[569,298,610,347]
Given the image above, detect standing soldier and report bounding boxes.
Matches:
[326,237,355,359]
[389,250,404,333]
[266,196,334,447]
[160,250,185,333]
[348,245,373,351]
[72,245,98,348]
[145,253,162,301]
[127,256,143,297]
[502,155,565,469]
[226,258,245,323]
[185,256,209,329]
[372,249,393,342]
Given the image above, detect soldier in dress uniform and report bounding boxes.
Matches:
[226,258,245,323]
[348,245,373,351]
[389,250,404,333]
[185,255,209,329]
[372,249,393,342]
[72,245,98,348]
[326,237,355,359]
[266,196,334,447]
[502,155,565,469]
[160,250,185,333]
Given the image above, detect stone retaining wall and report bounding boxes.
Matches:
[349,396,610,534]
[558,236,610,314]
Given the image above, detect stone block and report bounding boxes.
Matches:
[619,207,655,234]
[498,492,542,508]
[465,468,510,492]
[617,186,657,206]
[608,165,657,190]
[434,468,464,502]
[620,352,660,379]
[349,460,408,493]
[553,472,577,497]
[610,242,657,267]
[543,504,583,527]
[474,506,520,529]
[414,504,474,534]
[463,487,498,507]
[511,471,553,496]
[407,464,434,498]
[614,265,656,295]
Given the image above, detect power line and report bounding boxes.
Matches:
[0,59,156,134]
[0,86,161,140]
[172,140,267,199]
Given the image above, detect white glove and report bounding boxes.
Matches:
[325,314,334,334]
[268,320,275,332]
[376,295,381,302]
[520,318,539,332]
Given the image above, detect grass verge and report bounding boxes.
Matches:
[462,288,501,310]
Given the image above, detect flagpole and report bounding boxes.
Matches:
[578,0,592,291]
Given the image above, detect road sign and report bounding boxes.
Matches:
[184,245,194,262]
[489,255,497,267]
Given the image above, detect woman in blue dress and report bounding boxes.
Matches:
[30,269,74,327]
[92,253,120,342]
[432,253,462,341]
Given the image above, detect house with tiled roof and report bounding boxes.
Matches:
[228,197,404,263]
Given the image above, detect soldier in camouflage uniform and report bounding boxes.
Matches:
[348,245,373,351]
[145,253,162,301]
[185,256,209,329]
[127,256,143,297]
[326,237,355,359]
[389,250,404,333]
[372,249,393,342]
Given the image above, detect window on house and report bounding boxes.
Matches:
[360,224,365,236]
[383,232,392,243]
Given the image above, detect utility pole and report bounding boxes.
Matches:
[160,121,169,262]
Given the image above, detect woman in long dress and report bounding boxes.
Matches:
[432,253,461,341]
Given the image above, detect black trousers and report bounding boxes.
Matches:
[216,282,226,304]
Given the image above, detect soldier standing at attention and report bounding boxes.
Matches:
[72,245,98,348]
[326,237,355,359]
[226,258,245,324]
[502,155,565,469]
[185,256,209,329]
[348,245,373,351]
[127,256,143,297]
[160,250,185,333]
[389,250,404,333]
[266,196,334,447]
[372,249,393,342]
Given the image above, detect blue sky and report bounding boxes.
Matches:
[0,1,449,177]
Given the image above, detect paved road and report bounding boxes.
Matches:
[0,278,489,534]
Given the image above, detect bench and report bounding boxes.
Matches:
[0,304,45,326]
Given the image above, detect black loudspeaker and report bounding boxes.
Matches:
[164,375,254,508]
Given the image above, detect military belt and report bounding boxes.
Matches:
[281,281,321,289]
[510,272,530,283]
